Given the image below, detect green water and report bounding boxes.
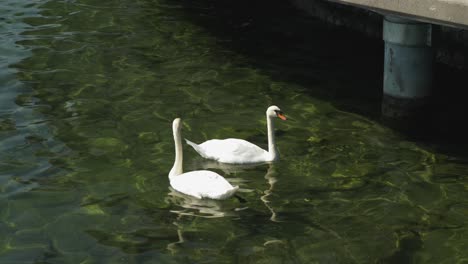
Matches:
[1,0,467,263]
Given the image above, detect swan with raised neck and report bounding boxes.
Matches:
[185,105,286,164]
[168,118,239,200]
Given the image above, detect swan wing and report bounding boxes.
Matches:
[170,170,238,200]
[197,138,268,163]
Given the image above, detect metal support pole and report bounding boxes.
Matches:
[382,16,433,127]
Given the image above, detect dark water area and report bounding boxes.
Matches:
[178,0,468,156]
[1,0,467,263]
[178,0,385,117]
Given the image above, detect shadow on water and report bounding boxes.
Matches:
[176,0,383,116]
[174,0,468,154]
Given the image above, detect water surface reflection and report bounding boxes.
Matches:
[1,0,467,263]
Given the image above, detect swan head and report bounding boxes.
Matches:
[266,105,287,120]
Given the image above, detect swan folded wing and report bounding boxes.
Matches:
[170,170,238,199]
[199,138,268,163]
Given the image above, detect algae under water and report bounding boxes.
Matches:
[1,0,467,263]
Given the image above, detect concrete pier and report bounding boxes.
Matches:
[382,16,433,122]
[326,0,468,29]
[293,0,468,133]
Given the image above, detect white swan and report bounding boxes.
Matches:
[185,105,286,164]
[169,118,239,200]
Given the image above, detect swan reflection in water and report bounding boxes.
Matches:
[165,187,244,218]
[260,164,280,222]
[165,160,281,254]
[191,158,282,222]
[186,157,280,222]
[165,185,246,255]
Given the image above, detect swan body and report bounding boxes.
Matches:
[170,170,238,199]
[186,105,286,164]
[169,118,238,200]
[185,138,270,164]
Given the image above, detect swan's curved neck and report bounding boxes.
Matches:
[169,127,183,180]
[267,114,278,160]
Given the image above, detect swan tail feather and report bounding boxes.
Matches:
[184,138,208,158]
[221,185,239,199]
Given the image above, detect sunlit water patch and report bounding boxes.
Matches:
[1,0,467,263]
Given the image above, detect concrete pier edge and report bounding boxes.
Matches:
[292,0,468,70]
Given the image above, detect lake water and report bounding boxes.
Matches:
[1,0,467,263]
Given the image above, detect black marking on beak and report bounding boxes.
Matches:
[274,110,287,120]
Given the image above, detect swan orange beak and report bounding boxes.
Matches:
[277,112,287,120]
